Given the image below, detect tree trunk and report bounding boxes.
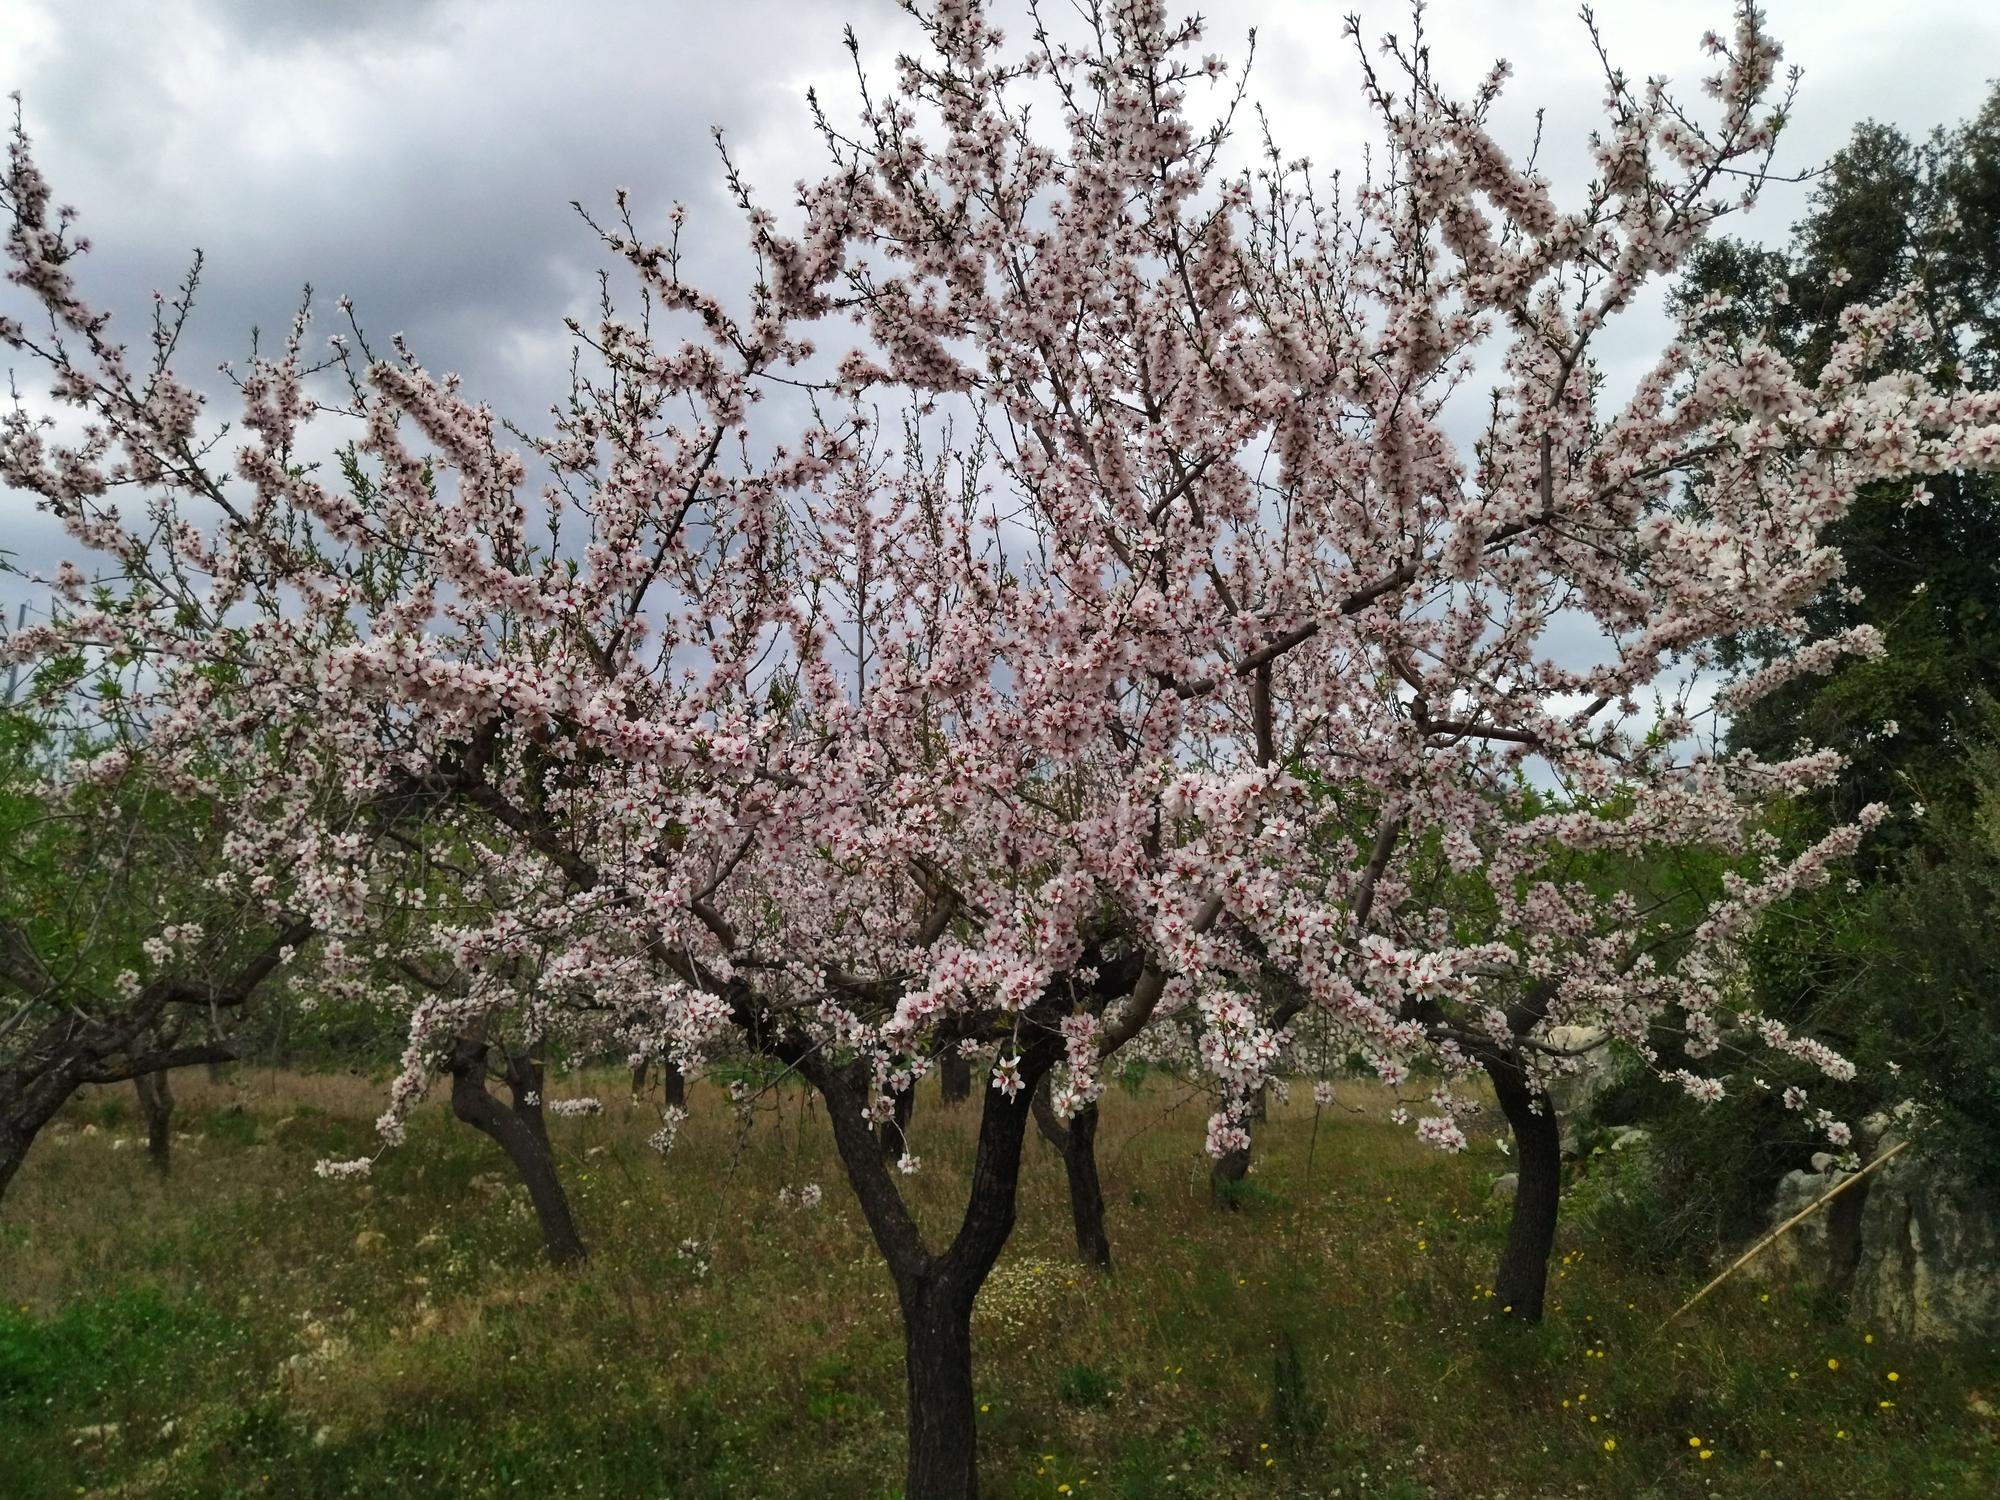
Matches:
[897,1271,980,1498]
[880,1082,916,1161]
[1485,1050,1562,1322]
[0,1056,85,1209]
[939,1051,972,1104]
[1031,1082,1112,1269]
[446,1037,587,1266]
[663,1059,687,1111]
[133,1069,173,1172]
[0,1125,30,1205]
[803,1035,1060,1499]
[631,1056,688,1109]
[1209,1142,1251,1208]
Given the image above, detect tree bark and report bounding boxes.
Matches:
[939,1051,972,1104]
[1484,1050,1562,1322]
[803,1035,1058,1499]
[663,1059,688,1110]
[133,1069,173,1172]
[1,1046,89,1209]
[879,1081,917,1161]
[1031,1082,1112,1269]
[446,1037,587,1266]
[631,1056,688,1109]
[1209,1142,1251,1208]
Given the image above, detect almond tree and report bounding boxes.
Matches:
[0,704,310,1203]
[9,3,2000,1493]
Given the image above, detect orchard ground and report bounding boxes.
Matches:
[2,1071,1994,1499]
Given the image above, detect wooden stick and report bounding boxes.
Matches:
[1660,1137,1910,1332]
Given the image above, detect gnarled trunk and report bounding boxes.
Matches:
[446,1037,587,1266]
[1031,1081,1112,1269]
[1484,1050,1562,1321]
[133,1068,173,1171]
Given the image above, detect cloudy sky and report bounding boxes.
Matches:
[2,0,1997,622]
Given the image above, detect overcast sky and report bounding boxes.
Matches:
[2,0,1997,622]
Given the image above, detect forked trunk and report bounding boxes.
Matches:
[1484,1050,1562,1321]
[1031,1082,1112,1268]
[133,1069,173,1171]
[446,1037,587,1266]
[804,1035,1058,1499]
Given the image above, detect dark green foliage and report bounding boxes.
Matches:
[1646,85,2000,1238]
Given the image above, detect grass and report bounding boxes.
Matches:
[1,1067,1995,1498]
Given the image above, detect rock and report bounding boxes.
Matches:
[1810,1151,1837,1173]
[353,1230,387,1255]
[1747,1141,2000,1341]
[1542,1025,1614,1155]
[1606,1126,1652,1153]
[1849,1147,2000,1341]
[1490,1173,1519,1200]
[1746,1167,1857,1284]
[71,1423,120,1445]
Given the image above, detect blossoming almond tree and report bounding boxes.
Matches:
[785,0,1998,1332]
[8,2,2000,1494]
[0,703,311,1204]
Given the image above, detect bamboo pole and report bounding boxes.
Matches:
[1660,1137,1911,1331]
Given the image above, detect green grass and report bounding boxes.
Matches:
[1,1068,1995,1497]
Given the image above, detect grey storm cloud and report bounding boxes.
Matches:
[2,0,1997,618]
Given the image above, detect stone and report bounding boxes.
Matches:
[1491,1172,1519,1200]
[1746,1167,1857,1284]
[1542,1025,1615,1155]
[353,1230,387,1255]
[1849,1146,2000,1341]
[1606,1126,1652,1153]
[1747,1140,2000,1341]
[1810,1151,1837,1173]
